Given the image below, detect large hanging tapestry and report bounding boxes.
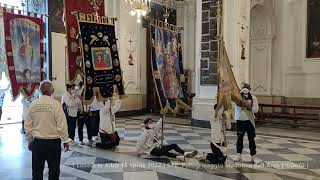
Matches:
[64,0,105,82]
[307,0,320,58]
[77,13,125,105]
[0,14,7,80]
[2,11,44,99]
[150,23,190,114]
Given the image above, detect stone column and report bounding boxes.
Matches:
[192,0,217,128]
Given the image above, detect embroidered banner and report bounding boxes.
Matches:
[2,12,44,99]
[0,14,7,80]
[78,14,125,105]
[150,24,190,114]
[64,0,105,83]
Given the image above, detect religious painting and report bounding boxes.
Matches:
[78,14,124,105]
[150,24,190,114]
[91,47,112,70]
[49,0,65,33]
[154,30,183,99]
[128,53,134,66]
[307,0,320,58]
[10,18,41,83]
[2,12,44,99]
[0,16,6,78]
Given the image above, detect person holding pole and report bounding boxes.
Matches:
[136,116,197,161]
[196,104,230,165]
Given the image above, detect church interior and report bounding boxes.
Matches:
[0,0,320,179]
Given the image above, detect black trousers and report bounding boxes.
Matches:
[206,142,226,164]
[77,113,92,141]
[67,116,77,140]
[32,138,61,180]
[90,110,100,136]
[150,144,185,158]
[236,120,256,156]
[22,120,25,132]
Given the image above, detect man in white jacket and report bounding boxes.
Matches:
[136,116,197,161]
[24,80,71,179]
[235,83,259,163]
[196,104,231,165]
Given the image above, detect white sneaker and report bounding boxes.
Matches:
[176,155,185,162]
[69,140,77,146]
[94,136,101,141]
[235,153,242,162]
[91,140,97,148]
[195,152,207,161]
[250,155,255,164]
[184,151,198,158]
[87,140,94,147]
[80,141,85,145]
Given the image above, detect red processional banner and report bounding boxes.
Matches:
[2,11,44,99]
[64,0,105,83]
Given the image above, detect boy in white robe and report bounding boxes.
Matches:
[93,94,121,148]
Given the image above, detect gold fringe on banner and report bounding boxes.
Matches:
[76,12,117,26]
[150,18,183,33]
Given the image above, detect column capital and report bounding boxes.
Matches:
[185,1,196,18]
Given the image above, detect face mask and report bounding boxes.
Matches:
[147,124,154,129]
[241,88,250,94]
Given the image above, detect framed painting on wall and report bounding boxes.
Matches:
[48,0,65,33]
[307,0,320,58]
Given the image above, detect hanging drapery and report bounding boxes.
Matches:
[2,10,44,100]
[150,20,190,114]
[64,0,105,83]
[77,13,125,105]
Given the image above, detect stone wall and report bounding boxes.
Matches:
[200,0,219,85]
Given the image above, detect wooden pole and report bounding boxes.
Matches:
[161,114,165,148]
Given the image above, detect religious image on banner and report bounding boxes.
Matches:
[64,0,105,82]
[2,12,44,99]
[78,14,124,104]
[91,47,113,70]
[10,18,41,83]
[151,24,190,114]
[0,15,7,79]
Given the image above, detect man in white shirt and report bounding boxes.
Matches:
[137,116,197,161]
[24,80,71,180]
[61,83,82,144]
[90,97,101,139]
[74,81,92,145]
[196,104,231,165]
[234,83,259,163]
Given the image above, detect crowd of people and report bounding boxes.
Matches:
[22,80,258,179]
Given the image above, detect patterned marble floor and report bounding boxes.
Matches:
[0,117,320,180]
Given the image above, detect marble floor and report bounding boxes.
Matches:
[0,117,320,180]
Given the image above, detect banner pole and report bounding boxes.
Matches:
[161,114,165,148]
